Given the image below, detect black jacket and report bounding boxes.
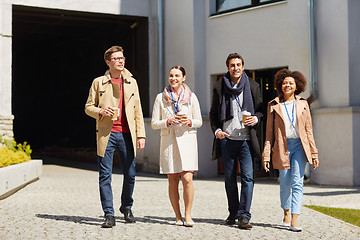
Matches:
[209,77,263,160]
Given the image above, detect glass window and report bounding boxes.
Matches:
[217,0,251,13]
[214,0,285,15]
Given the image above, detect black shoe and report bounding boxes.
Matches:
[225,214,236,225]
[238,217,252,229]
[101,215,115,228]
[120,208,136,223]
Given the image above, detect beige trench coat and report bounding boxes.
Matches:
[85,69,146,157]
[262,95,318,170]
[151,93,202,174]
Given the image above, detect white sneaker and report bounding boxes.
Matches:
[282,222,291,227]
[289,226,302,232]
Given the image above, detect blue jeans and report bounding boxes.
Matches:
[98,132,135,216]
[279,138,307,215]
[221,138,254,220]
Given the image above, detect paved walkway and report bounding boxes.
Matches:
[1,162,360,239]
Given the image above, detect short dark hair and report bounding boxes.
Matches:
[274,68,307,95]
[170,65,186,77]
[226,53,244,67]
[104,46,124,61]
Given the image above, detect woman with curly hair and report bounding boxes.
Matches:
[262,68,319,232]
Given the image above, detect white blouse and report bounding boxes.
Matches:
[280,100,299,139]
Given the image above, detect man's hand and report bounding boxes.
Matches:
[244,116,256,126]
[137,137,145,152]
[216,130,230,140]
[99,107,115,117]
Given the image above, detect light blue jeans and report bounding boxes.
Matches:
[279,138,307,215]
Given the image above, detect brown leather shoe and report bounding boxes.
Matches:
[238,217,252,229]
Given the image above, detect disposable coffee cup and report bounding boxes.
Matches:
[176,112,187,126]
[242,111,251,123]
[111,107,119,120]
[176,112,187,120]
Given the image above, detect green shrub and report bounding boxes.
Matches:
[0,137,32,168]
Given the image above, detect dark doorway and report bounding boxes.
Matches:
[247,67,285,177]
[12,6,149,161]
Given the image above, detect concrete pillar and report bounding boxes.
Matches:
[311,0,360,186]
[0,1,14,139]
[193,0,217,177]
[0,115,14,139]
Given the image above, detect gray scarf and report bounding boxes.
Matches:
[220,71,254,122]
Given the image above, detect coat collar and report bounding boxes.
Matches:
[270,95,306,105]
[270,95,307,120]
[102,68,133,84]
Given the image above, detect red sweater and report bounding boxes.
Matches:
[111,77,130,133]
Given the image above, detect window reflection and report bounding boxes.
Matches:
[217,0,251,13]
[214,0,285,15]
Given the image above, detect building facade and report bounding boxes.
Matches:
[1,0,359,185]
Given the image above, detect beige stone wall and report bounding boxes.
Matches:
[0,115,14,139]
[311,107,358,186]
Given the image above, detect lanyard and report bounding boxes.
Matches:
[170,87,183,114]
[235,96,242,111]
[283,98,295,127]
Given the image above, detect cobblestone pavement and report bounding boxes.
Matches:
[1,163,360,240]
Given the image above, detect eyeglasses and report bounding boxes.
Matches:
[110,57,126,62]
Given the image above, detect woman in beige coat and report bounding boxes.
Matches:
[151,65,202,227]
[262,69,319,232]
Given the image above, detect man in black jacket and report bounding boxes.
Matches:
[209,53,263,229]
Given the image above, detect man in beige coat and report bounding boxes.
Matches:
[85,46,145,228]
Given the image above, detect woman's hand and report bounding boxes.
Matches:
[167,116,180,126]
[181,118,192,127]
[177,115,192,127]
[312,159,319,170]
[263,161,270,172]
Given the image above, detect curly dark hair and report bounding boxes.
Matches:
[274,68,307,95]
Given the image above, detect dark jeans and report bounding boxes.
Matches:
[98,132,135,216]
[221,138,254,220]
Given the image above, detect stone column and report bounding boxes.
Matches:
[311,0,360,186]
[0,115,14,139]
[0,1,14,140]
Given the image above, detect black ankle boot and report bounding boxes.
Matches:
[101,215,116,228]
[120,207,136,223]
